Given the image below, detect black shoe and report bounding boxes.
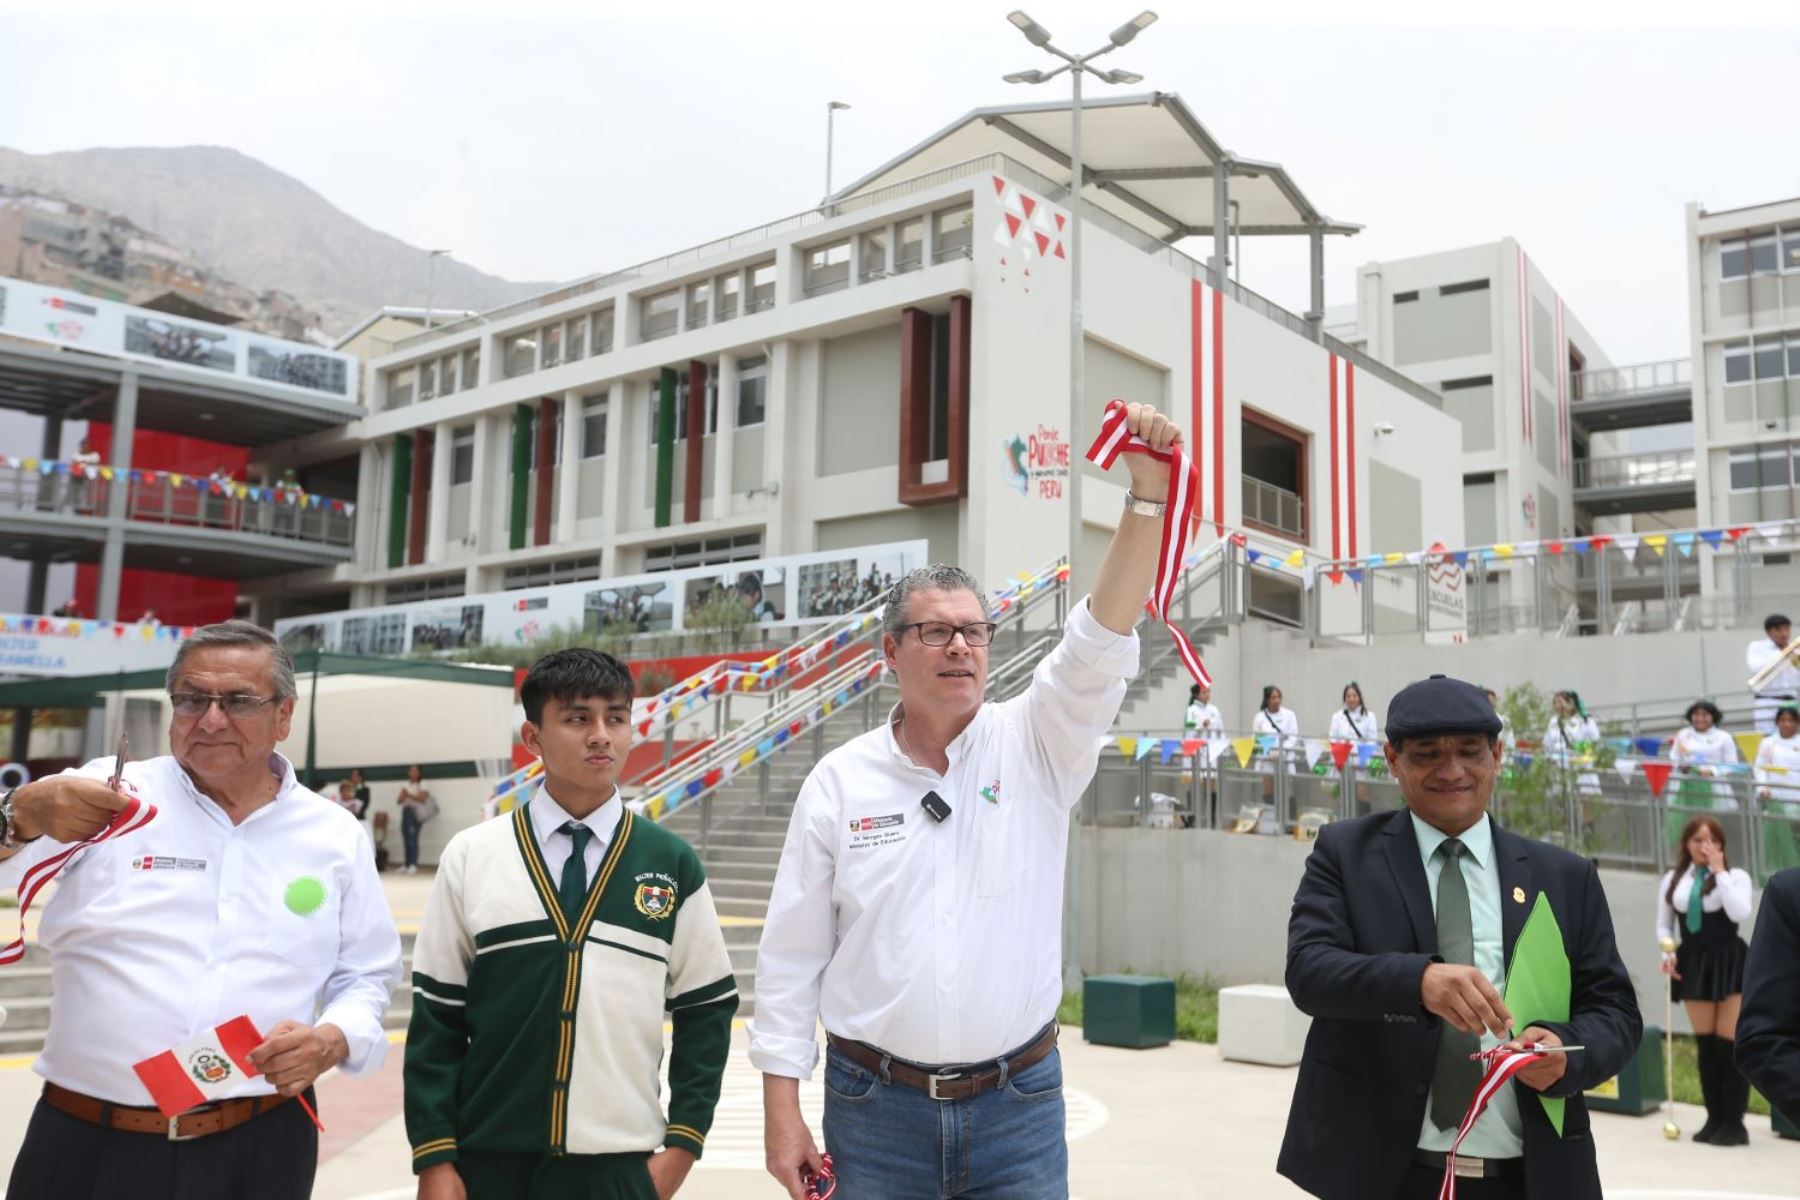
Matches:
[1712,1037,1752,1147]
[1709,1121,1749,1146]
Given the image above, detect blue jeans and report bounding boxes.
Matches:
[401,809,421,868]
[821,1039,1068,1199]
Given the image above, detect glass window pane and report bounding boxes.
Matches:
[439,354,457,395]
[897,218,925,271]
[451,425,475,484]
[541,324,562,368]
[582,397,607,458]
[566,319,585,362]
[462,347,480,387]
[933,205,974,260]
[1751,234,1778,274]
[737,356,767,427]
[1754,338,1784,380]
[503,333,536,378]
[419,361,436,400]
[748,262,776,312]
[1724,341,1751,385]
[1720,239,1748,280]
[643,291,679,339]
[592,308,615,354]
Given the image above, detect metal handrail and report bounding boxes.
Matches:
[0,464,354,548]
[1571,357,1692,402]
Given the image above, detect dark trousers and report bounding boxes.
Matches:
[402,808,422,868]
[7,1089,317,1200]
[456,1149,656,1199]
[1396,1161,1524,1200]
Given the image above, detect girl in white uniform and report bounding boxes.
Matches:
[1327,682,1380,744]
[1252,685,1300,773]
[1542,689,1602,796]
[1753,704,1800,875]
[1670,700,1742,812]
[1656,816,1755,1145]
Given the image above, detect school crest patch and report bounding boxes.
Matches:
[633,871,679,920]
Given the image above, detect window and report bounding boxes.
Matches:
[747,262,776,312]
[860,229,889,279]
[1755,337,1786,381]
[582,395,607,458]
[736,355,767,427]
[716,273,741,321]
[804,240,851,295]
[1729,450,1792,492]
[1393,290,1420,304]
[1751,233,1779,274]
[461,346,481,388]
[1786,228,1800,273]
[592,307,615,354]
[503,332,537,378]
[687,281,710,329]
[502,555,601,591]
[642,532,763,573]
[1725,340,1751,385]
[650,368,718,443]
[1721,238,1749,280]
[932,204,973,261]
[450,425,475,485]
[896,218,924,273]
[1440,279,1489,296]
[387,366,415,408]
[566,317,586,363]
[1790,335,1800,379]
[528,407,564,469]
[419,360,436,401]
[541,323,563,369]
[384,575,465,604]
[642,290,679,340]
[439,353,458,396]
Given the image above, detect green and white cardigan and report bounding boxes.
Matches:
[405,805,737,1171]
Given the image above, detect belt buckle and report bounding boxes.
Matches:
[167,1111,203,1142]
[926,1072,960,1101]
[1450,1153,1485,1179]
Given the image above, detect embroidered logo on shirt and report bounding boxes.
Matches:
[633,871,679,920]
[980,779,1001,804]
[130,855,208,872]
[284,875,327,917]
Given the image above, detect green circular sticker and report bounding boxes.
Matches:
[284,875,327,916]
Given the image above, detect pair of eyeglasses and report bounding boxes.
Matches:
[169,692,281,718]
[899,621,998,647]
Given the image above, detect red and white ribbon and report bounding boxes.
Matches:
[1435,1046,1547,1200]
[0,793,156,965]
[1084,400,1212,688]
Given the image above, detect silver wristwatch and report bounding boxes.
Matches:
[0,787,24,850]
[1124,490,1167,518]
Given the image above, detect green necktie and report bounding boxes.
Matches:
[558,821,595,927]
[1430,837,1481,1131]
[1685,865,1709,935]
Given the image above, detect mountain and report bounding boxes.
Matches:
[0,144,558,337]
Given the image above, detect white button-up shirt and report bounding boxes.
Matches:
[748,597,1137,1079]
[528,785,623,887]
[1748,636,1800,700]
[0,751,402,1105]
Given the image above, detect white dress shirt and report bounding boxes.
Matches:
[1754,732,1800,804]
[1747,637,1800,700]
[1185,701,1222,734]
[1327,708,1380,743]
[1655,865,1755,943]
[1253,708,1300,741]
[748,596,1137,1079]
[0,752,402,1105]
[527,785,623,887]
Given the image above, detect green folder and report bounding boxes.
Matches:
[1504,892,1571,1136]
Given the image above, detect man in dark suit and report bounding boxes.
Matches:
[1278,675,1641,1200]
[1735,866,1800,1122]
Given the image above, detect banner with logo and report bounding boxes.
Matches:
[0,614,191,677]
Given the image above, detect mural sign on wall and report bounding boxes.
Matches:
[1001,425,1071,500]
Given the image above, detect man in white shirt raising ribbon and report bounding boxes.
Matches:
[0,620,402,1200]
[751,401,1182,1199]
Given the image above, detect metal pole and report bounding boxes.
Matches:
[425,253,438,331]
[96,371,138,622]
[1066,64,1086,595]
[1307,224,1325,343]
[1211,158,1231,286]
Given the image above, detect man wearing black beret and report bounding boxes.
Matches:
[1278,675,1641,1200]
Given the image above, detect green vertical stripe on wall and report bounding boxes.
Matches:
[387,435,412,569]
[655,367,676,528]
[510,403,532,550]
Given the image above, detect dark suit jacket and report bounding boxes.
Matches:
[1736,866,1800,1120]
[1276,808,1642,1200]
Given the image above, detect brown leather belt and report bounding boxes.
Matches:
[826,1023,1058,1101]
[43,1082,294,1142]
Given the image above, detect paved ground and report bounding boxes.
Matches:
[0,874,1794,1198]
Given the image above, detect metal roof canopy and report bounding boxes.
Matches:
[0,341,362,447]
[835,92,1362,243]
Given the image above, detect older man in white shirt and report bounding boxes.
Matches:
[1748,612,1800,734]
[0,620,401,1200]
[751,402,1183,1199]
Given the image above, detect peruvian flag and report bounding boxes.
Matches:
[132,1015,263,1119]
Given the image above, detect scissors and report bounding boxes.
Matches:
[107,733,129,793]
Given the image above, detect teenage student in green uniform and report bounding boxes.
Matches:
[406,649,738,1199]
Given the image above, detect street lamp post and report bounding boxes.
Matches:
[1003,10,1156,593]
[824,100,851,203]
[423,248,451,330]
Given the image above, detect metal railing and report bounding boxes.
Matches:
[1573,450,1696,490]
[0,464,354,548]
[1082,728,1800,885]
[1242,476,1305,539]
[1572,357,1692,402]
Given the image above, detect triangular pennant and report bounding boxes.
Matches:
[1347,569,1365,584]
[1180,739,1202,756]
[1117,737,1138,759]
[1355,742,1377,767]
[1135,738,1156,761]
[1452,550,1470,567]
[1699,529,1724,549]
[1329,741,1353,770]
[1159,739,1177,764]
[1613,757,1637,783]
[1303,738,1327,769]
[1634,736,1663,757]
[1327,569,1345,585]
[1640,761,1673,798]
[1735,732,1764,764]
[1285,548,1306,568]
[1231,737,1257,768]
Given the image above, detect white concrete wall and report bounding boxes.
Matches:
[1075,826,1759,1036]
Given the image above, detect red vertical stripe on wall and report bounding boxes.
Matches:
[1328,356,1341,560]
[685,360,706,523]
[407,428,430,566]
[1190,279,1204,518]
[1345,363,1357,559]
[1211,287,1225,531]
[534,396,556,546]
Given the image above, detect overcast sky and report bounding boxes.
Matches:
[1,0,1797,365]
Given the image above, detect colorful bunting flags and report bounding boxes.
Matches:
[1231,737,1257,768]
[1640,761,1674,798]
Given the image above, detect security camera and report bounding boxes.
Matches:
[1373,421,1396,436]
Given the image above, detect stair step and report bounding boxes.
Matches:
[0,967,53,999]
[701,861,778,882]
[714,897,770,920]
